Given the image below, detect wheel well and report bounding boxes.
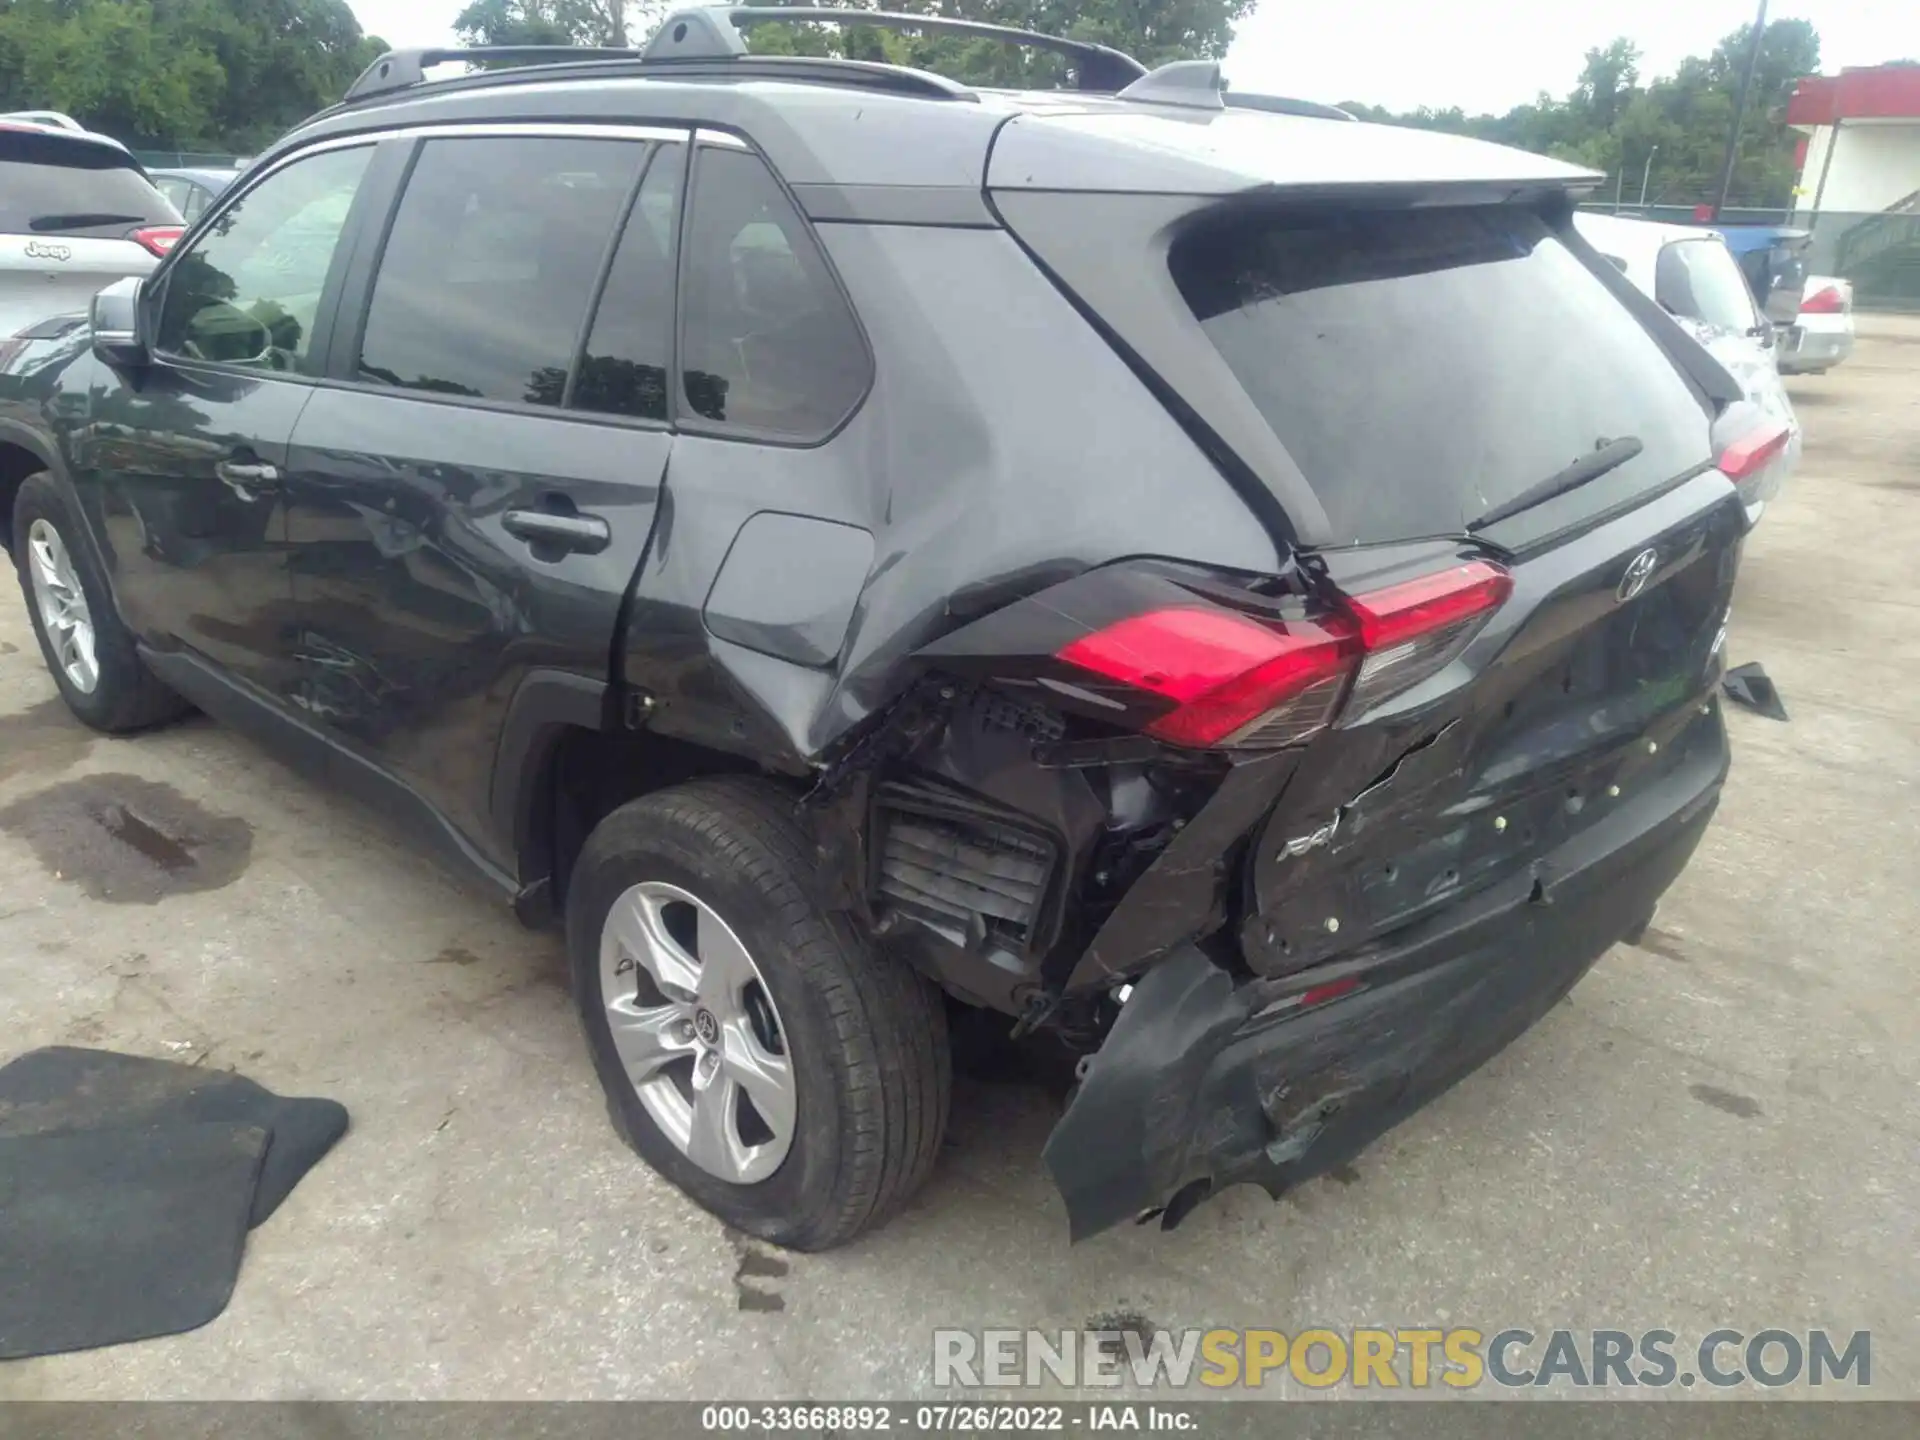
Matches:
[532,724,768,915]
[0,443,45,555]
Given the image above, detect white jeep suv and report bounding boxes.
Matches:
[1,118,184,341]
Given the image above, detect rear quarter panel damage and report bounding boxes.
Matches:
[619,222,1275,769]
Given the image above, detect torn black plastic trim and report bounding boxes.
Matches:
[1063,747,1300,993]
[1044,731,1724,1241]
[1043,945,1256,1242]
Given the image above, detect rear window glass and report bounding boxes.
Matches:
[1170,206,1714,544]
[1657,239,1760,336]
[0,136,178,237]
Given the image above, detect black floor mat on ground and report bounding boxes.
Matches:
[0,1047,348,1359]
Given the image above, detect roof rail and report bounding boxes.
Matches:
[0,109,87,132]
[342,46,977,106]
[646,6,1146,91]
[345,46,642,102]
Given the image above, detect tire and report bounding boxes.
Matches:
[10,472,190,733]
[567,776,951,1251]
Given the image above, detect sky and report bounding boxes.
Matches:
[346,1,1920,115]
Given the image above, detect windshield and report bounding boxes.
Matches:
[1169,204,1714,544]
[0,137,178,238]
[1657,239,1761,337]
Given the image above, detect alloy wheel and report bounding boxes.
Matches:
[598,880,796,1184]
[25,518,98,694]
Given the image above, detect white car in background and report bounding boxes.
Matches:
[1575,212,1801,525]
[1,117,184,341]
[1778,276,1856,375]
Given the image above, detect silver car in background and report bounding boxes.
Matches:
[150,166,242,223]
[1576,212,1801,525]
[1,119,184,342]
[1778,275,1856,375]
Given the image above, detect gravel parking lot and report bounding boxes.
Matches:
[1,316,1916,1402]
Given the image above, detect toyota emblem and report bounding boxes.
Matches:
[1617,548,1659,602]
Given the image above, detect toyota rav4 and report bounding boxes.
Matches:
[0,7,1777,1249]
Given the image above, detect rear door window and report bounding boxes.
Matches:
[1169,205,1714,545]
[356,136,648,407]
[676,143,869,439]
[1656,238,1762,336]
[0,132,179,238]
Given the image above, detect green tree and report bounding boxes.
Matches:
[0,0,385,150]
[455,0,661,47]
[1346,18,1824,210]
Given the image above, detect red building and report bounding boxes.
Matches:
[1788,64,1920,217]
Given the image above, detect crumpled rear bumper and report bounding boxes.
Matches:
[1042,728,1725,1241]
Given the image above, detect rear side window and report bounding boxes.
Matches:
[1656,239,1761,336]
[155,177,195,215]
[357,136,648,407]
[1170,206,1714,544]
[0,133,179,237]
[571,143,684,423]
[677,144,869,439]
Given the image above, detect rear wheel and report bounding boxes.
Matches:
[567,777,950,1250]
[10,473,189,733]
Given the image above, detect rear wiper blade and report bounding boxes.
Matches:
[1469,435,1645,531]
[28,212,145,232]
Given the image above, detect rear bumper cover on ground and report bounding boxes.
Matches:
[1042,717,1727,1241]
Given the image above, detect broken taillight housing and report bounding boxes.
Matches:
[1056,560,1512,750]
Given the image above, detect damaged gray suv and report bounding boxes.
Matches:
[0,7,1781,1248]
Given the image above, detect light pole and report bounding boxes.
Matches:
[1711,0,1771,220]
[1638,145,1659,207]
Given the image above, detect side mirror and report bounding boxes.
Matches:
[91,277,150,368]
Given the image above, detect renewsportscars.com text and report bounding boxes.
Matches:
[933,1327,1871,1391]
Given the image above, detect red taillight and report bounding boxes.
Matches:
[1057,607,1358,749]
[1799,285,1844,315]
[1344,561,1512,713]
[1346,562,1513,651]
[132,226,183,257]
[1299,975,1362,1009]
[1717,420,1793,483]
[1055,560,1511,751]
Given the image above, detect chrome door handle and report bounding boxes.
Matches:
[215,459,279,501]
[502,509,612,555]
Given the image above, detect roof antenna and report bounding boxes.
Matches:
[1116,59,1226,111]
